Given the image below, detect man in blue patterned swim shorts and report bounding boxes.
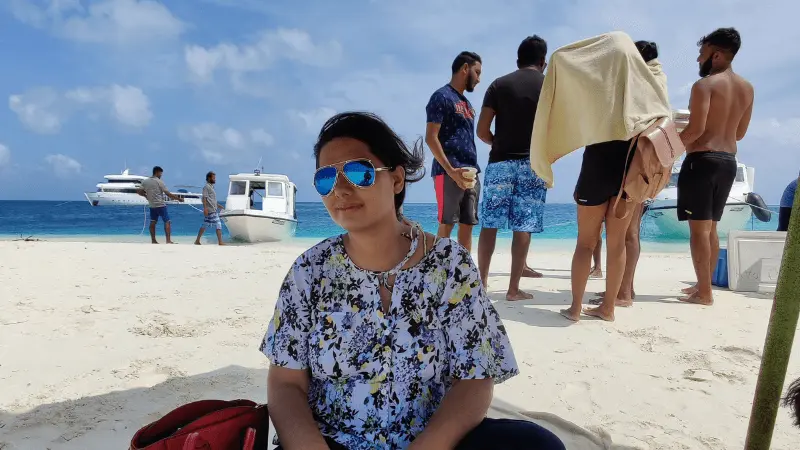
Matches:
[476,36,549,301]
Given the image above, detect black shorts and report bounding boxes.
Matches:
[434,174,480,225]
[677,151,737,222]
[778,206,792,232]
[574,140,635,206]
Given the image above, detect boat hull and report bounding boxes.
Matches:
[84,192,202,206]
[220,211,297,243]
[647,201,754,239]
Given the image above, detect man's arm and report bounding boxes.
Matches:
[476,107,495,146]
[137,188,146,198]
[737,87,754,141]
[159,180,184,202]
[408,379,493,450]
[476,82,497,146]
[268,367,330,450]
[680,81,711,147]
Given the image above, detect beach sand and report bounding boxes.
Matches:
[0,239,798,449]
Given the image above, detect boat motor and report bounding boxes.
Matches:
[746,192,772,222]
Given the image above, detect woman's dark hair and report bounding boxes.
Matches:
[313,111,426,214]
[782,376,800,427]
[635,40,659,63]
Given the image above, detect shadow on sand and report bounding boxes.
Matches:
[0,365,275,449]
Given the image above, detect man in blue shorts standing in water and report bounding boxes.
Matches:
[425,51,482,252]
[137,166,184,244]
[476,36,549,300]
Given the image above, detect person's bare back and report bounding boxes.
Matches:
[686,70,754,154]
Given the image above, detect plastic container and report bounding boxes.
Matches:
[712,248,729,288]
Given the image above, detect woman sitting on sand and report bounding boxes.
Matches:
[260,112,565,450]
[561,40,664,322]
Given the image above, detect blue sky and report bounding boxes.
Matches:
[0,0,797,204]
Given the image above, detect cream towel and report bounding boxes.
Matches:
[529,31,671,188]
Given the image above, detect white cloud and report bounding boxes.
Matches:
[8,88,64,134]
[185,28,342,93]
[290,107,336,133]
[10,0,185,45]
[44,153,82,178]
[748,118,800,146]
[65,85,153,127]
[179,123,275,164]
[9,84,153,133]
[0,144,10,168]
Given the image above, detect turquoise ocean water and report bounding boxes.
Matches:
[0,201,781,251]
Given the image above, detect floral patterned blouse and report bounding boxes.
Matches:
[260,235,519,450]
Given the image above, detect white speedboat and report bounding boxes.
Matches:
[219,170,297,242]
[84,169,202,206]
[647,160,759,239]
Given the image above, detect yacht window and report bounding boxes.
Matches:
[735,167,745,182]
[230,181,247,195]
[267,182,284,197]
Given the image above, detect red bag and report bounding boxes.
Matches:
[130,400,269,450]
[614,116,685,219]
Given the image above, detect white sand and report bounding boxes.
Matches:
[1,239,798,449]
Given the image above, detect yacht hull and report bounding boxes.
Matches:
[84,192,202,206]
[220,211,297,243]
[647,200,754,239]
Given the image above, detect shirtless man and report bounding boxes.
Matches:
[678,27,754,305]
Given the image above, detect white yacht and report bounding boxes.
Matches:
[84,169,202,206]
[646,109,769,238]
[219,170,297,242]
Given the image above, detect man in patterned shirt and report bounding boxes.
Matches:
[425,51,482,252]
[194,171,224,245]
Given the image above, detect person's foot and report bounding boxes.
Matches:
[506,290,534,301]
[166,240,177,244]
[588,297,633,307]
[681,285,698,295]
[582,306,615,322]
[151,240,159,244]
[559,307,581,322]
[589,267,603,279]
[194,241,201,245]
[218,242,225,246]
[679,291,713,306]
[522,267,543,278]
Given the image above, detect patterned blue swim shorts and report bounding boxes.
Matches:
[204,211,222,230]
[479,158,547,233]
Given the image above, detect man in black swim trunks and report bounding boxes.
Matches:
[678,28,754,305]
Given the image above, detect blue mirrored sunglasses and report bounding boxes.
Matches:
[313,159,392,197]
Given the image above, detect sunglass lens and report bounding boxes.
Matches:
[313,166,337,196]
[343,160,376,188]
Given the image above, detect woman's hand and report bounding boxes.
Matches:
[268,366,331,450]
[408,379,493,450]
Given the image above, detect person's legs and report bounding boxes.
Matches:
[561,203,606,321]
[194,225,206,245]
[478,162,511,288]
[618,203,643,302]
[148,208,159,243]
[583,197,634,321]
[435,174,459,239]
[590,229,603,278]
[457,177,481,253]
[508,231,533,300]
[681,219,714,305]
[215,228,224,245]
[455,418,565,450]
[507,159,546,299]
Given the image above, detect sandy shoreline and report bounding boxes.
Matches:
[1,240,798,449]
